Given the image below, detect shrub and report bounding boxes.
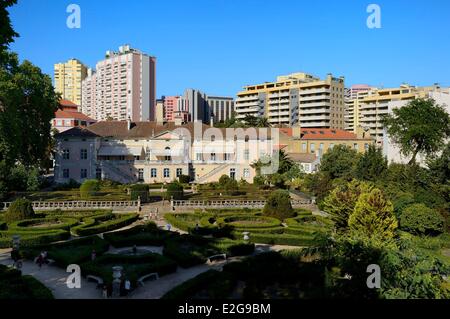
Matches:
[0,265,54,299]
[130,184,149,203]
[400,204,445,236]
[4,198,35,222]
[165,182,184,200]
[392,192,416,218]
[162,270,236,299]
[7,217,79,232]
[178,175,191,184]
[263,190,295,221]
[79,179,100,199]
[104,222,174,247]
[71,213,139,236]
[81,253,177,286]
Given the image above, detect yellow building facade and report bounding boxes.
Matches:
[54,59,88,106]
[235,72,346,129]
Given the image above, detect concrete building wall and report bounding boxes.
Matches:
[54,59,88,107]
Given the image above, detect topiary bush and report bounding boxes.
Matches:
[400,203,445,236]
[178,175,191,184]
[4,198,35,222]
[263,190,295,221]
[79,179,100,199]
[165,182,184,200]
[130,184,150,203]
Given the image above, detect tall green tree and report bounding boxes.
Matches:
[0,52,59,167]
[319,145,360,179]
[354,145,388,181]
[381,98,450,165]
[0,0,18,53]
[323,180,373,230]
[348,188,398,244]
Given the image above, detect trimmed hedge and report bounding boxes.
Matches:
[104,222,175,247]
[232,231,317,246]
[21,236,110,267]
[130,184,150,203]
[3,198,35,222]
[219,216,281,229]
[71,213,139,236]
[81,253,177,286]
[79,179,100,199]
[162,270,236,299]
[163,235,254,268]
[42,209,113,218]
[7,217,79,232]
[0,229,70,248]
[0,265,54,299]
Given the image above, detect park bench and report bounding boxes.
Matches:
[86,275,104,288]
[137,273,159,287]
[206,254,227,264]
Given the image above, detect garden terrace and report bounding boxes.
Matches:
[164,209,331,247]
[0,210,139,248]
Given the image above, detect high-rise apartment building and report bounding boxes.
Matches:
[81,45,156,122]
[344,84,373,132]
[235,72,346,128]
[160,90,234,124]
[358,84,447,145]
[54,59,88,107]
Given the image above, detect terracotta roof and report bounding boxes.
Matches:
[59,99,78,108]
[55,109,96,122]
[83,121,273,139]
[288,153,317,163]
[281,128,364,140]
[55,126,99,138]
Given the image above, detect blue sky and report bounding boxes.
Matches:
[8,0,450,97]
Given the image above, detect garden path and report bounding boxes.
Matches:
[0,251,101,299]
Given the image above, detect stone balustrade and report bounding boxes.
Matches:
[170,199,312,209]
[0,200,140,211]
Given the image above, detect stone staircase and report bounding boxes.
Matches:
[195,163,230,184]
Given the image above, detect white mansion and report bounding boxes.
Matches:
[54,120,279,184]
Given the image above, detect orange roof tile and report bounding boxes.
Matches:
[54,109,96,122]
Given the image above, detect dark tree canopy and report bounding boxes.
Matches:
[354,145,388,181]
[319,145,360,179]
[0,0,18,65]
[382,98,450,164]
[0,52,59,167]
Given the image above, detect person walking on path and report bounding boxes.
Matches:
[102,285,108,299]
[36,254,44,269]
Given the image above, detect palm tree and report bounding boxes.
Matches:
[257,117,270,128]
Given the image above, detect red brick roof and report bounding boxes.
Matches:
[280,128,363,140]
[55,109,96,122]
[59,99,78,108]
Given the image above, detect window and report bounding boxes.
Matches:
[96,168,102,179]
[310,143,316,153]
[302,143,307,152]
[243,168,250,178]
[364,143,369,151]
[354,143,358,150]
[165,147,171,161]
[330,143,335,149]
[319,143,324,150]
[224,153,231,161]
[244,149,250,160]
[164,168,170,178]
[63,149,70,160]
[80,169,87,179]
[230,168,236,180]
[176,168,183,177]
[63,169,69,178]
[80,149,88,160]
[196,153,203,161]
[151,168,157,178]
[138,169,144,181]
[210,153,216,161]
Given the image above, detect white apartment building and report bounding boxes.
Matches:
[345,84,372,132]
[81,45,156,122]
[235,72,346,129]
[358,84,448,145]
